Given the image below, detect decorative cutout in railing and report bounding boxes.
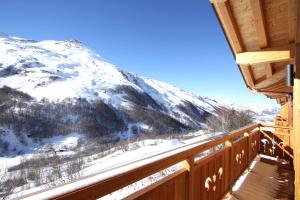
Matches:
[279,141,288,157]
[261,138,269,153]
[262,137,276,155]
[251,140,257,152]
[235,149,245,164]
[204,167,223,192]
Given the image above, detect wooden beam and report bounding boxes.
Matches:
[265,64,273,78]
[276,97,288,104]
[183,157,195,200]
[294,43,300,200]
[262,84,293,94]
[288,0,296,43]
[260,78,286,90]
[254,68,285,89]
[288,95,293,129]
[210,0,227,3]
[294,0,300,196]
[250,0,268,48]
[213,1,243,53]
[236,50,292,65]
[240,65,255,87]
[256,91,289,97]
[124,169,188,200]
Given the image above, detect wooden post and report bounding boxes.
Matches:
[183,157,195,200]
[244,132,250,166]
[294,43,300,200]
[225,140,233,192]
[288,95,294,127]
[288,95,294,148]
[294,0,300,197]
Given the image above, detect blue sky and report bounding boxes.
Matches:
[0,0,277,105]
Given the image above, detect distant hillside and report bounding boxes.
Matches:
[0,35,278,156]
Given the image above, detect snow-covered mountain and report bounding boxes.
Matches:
[0,35,278,156]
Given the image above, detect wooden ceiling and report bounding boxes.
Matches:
[210,0,297,104]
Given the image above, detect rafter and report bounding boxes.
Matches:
[240,65,255,87]
[257,91,289,97]
[213,1,243,53]
[250,0,268,48]
[258,78,285,90]
[253,67,286,89]
[210,0,227,3]
[269,85,293,93]
[265,82,287,91]
[236,50,292,65]
[265,64,273,78]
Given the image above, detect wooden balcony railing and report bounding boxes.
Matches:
[20,123,292,200]
[259,124,294,163]
[273,116,294,149]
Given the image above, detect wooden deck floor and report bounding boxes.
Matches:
[223,155,294,200]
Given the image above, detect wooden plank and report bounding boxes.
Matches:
[183,157,195,200]
[265,64,273,78]
[253,67,286,89]
[288,0,296,43]
[261,124,293,130]
[288,96,293,127]
[124,169,188,200]
[293,36,300,198]
[250,0,268,48]
[210,0,226,3]
[236,50,292,65]
[240,65,255,87]
[293,85,300,199]
[224,140,233,191]
[256,91,289,97]
[244,132,250,166]
[258,78,287,91]
[213,1,244,53]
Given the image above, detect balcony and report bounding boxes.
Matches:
[19,123,294,200]
[10,0,299,198]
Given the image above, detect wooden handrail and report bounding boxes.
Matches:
[20,123,260,200]
[260,129,294,159]
[261,124,293,130]
[123,168,189,200]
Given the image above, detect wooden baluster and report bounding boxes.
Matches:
[183,157,195,200]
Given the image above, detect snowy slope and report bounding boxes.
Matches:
[0,36,217,109]
[0,35,221,129]
[6,130,221,200]
[0,35,278,152]
[0,35,279,199]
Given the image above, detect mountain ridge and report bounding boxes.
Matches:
[0,35,278,156]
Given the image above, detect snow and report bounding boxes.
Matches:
[0,35,280,199]
[0,129,84,168]
[7,131,225,200]
[0,36,221,120]
[0,37,134,101]
[0,36,278,130]
[40,133,84,152]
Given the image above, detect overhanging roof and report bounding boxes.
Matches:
[210,0,298,104]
